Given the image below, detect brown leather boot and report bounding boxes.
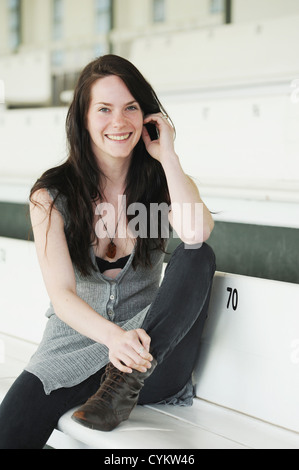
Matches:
[71,359,157,431]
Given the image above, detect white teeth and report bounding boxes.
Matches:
[106,133,130,141]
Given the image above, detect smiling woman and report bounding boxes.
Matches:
[0,54,215,448]
[86,76,144,164]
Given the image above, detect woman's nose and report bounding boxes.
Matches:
[112,110,125,127]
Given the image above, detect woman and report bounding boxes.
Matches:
[0,55,215,448]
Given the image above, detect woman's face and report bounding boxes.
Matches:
[86,75,144,164]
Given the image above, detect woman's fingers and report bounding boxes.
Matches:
[110,357,133,374]
[109,329,153,373]
[110,353,150,374]
[143,112,172,128]
[135,328,152,354]
[142,113,175,162]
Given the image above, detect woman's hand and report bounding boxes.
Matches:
[106,327,153,374]
[142,113,176,164]
[142,113,214,244]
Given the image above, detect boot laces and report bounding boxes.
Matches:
[87,364,133,407]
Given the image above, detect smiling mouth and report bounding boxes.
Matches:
[106,133,132,141]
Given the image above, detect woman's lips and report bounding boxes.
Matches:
[105,133,132,141]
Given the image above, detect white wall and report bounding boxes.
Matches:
[113,0,223,30]
[21,0,52,48]
[234,0,299,23]
[0,50,51,105]
[0,107,67,186]
[130,15,299,91]
[0,2,8,55]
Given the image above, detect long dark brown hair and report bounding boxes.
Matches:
[30,54,171,275]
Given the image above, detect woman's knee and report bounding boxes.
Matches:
[170,241,216,276]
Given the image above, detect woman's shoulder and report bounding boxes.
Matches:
[30,185,70,229]
[30,186,64,208]
[30,161,72,204]
[29,188,54,214]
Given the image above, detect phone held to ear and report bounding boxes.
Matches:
[145,122,159,141]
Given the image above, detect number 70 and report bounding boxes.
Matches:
[227,287,238,311]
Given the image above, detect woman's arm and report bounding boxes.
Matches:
[142,114,214,244]
[30,189,152,373]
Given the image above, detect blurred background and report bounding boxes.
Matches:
[0,0,299,284]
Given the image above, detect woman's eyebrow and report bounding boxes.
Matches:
[93,100,138,107]
[94,102,112,106]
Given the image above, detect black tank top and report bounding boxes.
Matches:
[96,255,130,274]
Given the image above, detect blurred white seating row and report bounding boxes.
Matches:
[1,90,298,227]
[2,15,299,103]
[130,14,299,203]
[130,15,299,91]
[1,91,299,202]
[1,15,299,203]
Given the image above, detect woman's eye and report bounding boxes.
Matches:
[126,105,138,111]
[99,107,110,113]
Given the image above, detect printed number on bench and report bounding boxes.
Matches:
[227,287,238,311]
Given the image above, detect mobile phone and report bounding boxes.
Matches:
[145,122,159,141]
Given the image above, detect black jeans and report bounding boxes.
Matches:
[0,242,215,449]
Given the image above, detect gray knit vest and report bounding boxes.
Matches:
[26,190,167,395]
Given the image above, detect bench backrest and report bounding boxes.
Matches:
[195,272,299,433]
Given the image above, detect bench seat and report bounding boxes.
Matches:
[1,238,299,449]
[52,399,299,450]
[1,270,299,449]
[1,332,298,449]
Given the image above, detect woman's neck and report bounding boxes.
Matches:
[98,156,131,202]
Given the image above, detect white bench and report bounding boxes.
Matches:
[1,237,299,449]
